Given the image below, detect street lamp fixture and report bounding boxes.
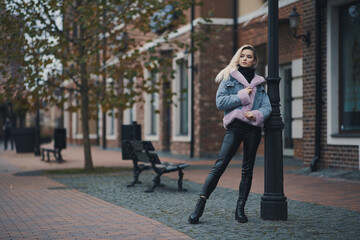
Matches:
[289,7,310,47]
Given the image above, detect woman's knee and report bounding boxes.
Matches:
[209,159,227,176]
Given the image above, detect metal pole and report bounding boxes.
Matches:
[260,0,287,220]
[233,0,238,54]
[102,0,107,149]
[311,0,323,172]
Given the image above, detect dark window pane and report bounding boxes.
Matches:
[284,68,293,149]
[340,2,360,132]
[179,60,189,135]
[150,71,157,135]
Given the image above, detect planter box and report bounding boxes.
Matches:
[12,128,36,153]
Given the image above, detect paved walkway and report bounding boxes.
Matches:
[1,143,360,239]
[0,174,190,240]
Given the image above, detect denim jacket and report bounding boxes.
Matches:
[216,70,272,129]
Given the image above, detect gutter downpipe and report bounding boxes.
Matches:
[233,0,238,54]
[190,2,195,158]
[311,0,322,172]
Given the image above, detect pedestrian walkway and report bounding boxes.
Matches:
[0,174,191,240]
[0,143,359,239]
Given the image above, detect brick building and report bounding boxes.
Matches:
[302,0,360,169]
[65,0,360,170]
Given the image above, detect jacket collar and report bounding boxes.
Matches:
[230,70,265,88]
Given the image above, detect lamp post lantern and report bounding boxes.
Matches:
[289,7,311,47]
[260,0,288,220]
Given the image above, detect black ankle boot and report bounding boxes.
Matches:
[188,197,206,224]
[235,176,252,223]
[235,200,248,223]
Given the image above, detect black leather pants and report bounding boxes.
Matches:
[200,120,261,198]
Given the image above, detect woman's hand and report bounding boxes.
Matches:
[245,111,256,121]
[245,87,252,95]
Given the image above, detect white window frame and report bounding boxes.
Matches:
[123,104,137,125]
[327,0,360,167]
[123,78,137,125]
[280,64,294,156]
[105,108,117,140]
[144,69,160,141]
[98,78,118,141]
[72,99,82,139]
[172,51,192,142]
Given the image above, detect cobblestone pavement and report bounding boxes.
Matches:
[51,172,360,240]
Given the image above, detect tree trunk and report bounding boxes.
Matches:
[79,24,94,170]
[81,74,94,170]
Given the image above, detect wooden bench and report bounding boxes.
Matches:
[124,140,190,192]
[41,128,66,163]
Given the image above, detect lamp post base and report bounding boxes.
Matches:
[261,196,288,220]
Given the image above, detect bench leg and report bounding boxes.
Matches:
[41,149,45,161]
[127,168,142,187]
[145,174,162,193]
[127,161,146,187]
[47,151,51,162]
[177,169,187,191]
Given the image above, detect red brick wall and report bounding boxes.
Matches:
[293,139,303,159]
[196,25,234,157]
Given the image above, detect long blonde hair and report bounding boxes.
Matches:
[215,45,258,83]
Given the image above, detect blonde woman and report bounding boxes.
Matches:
[188,45,271,224]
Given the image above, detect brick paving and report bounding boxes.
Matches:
[0,144,359,239]
[0,174,192,240]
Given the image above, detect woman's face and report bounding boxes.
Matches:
[239,49,256,68]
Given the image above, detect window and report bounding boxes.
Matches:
[123,104,136,124]
[107,109,115,136]
[283,67,293,149]
[123,77,137,125]
[149,71,158,135]
[179,59,189,135]
[144,70,159,140]
[255,44,267,77]
[172,53,191,141]
[327,0,360,147]
[339,1,360,133]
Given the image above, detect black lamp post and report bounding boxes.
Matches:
[260,0,288,220]
[34,79,41,156]
[289,7,310,47]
